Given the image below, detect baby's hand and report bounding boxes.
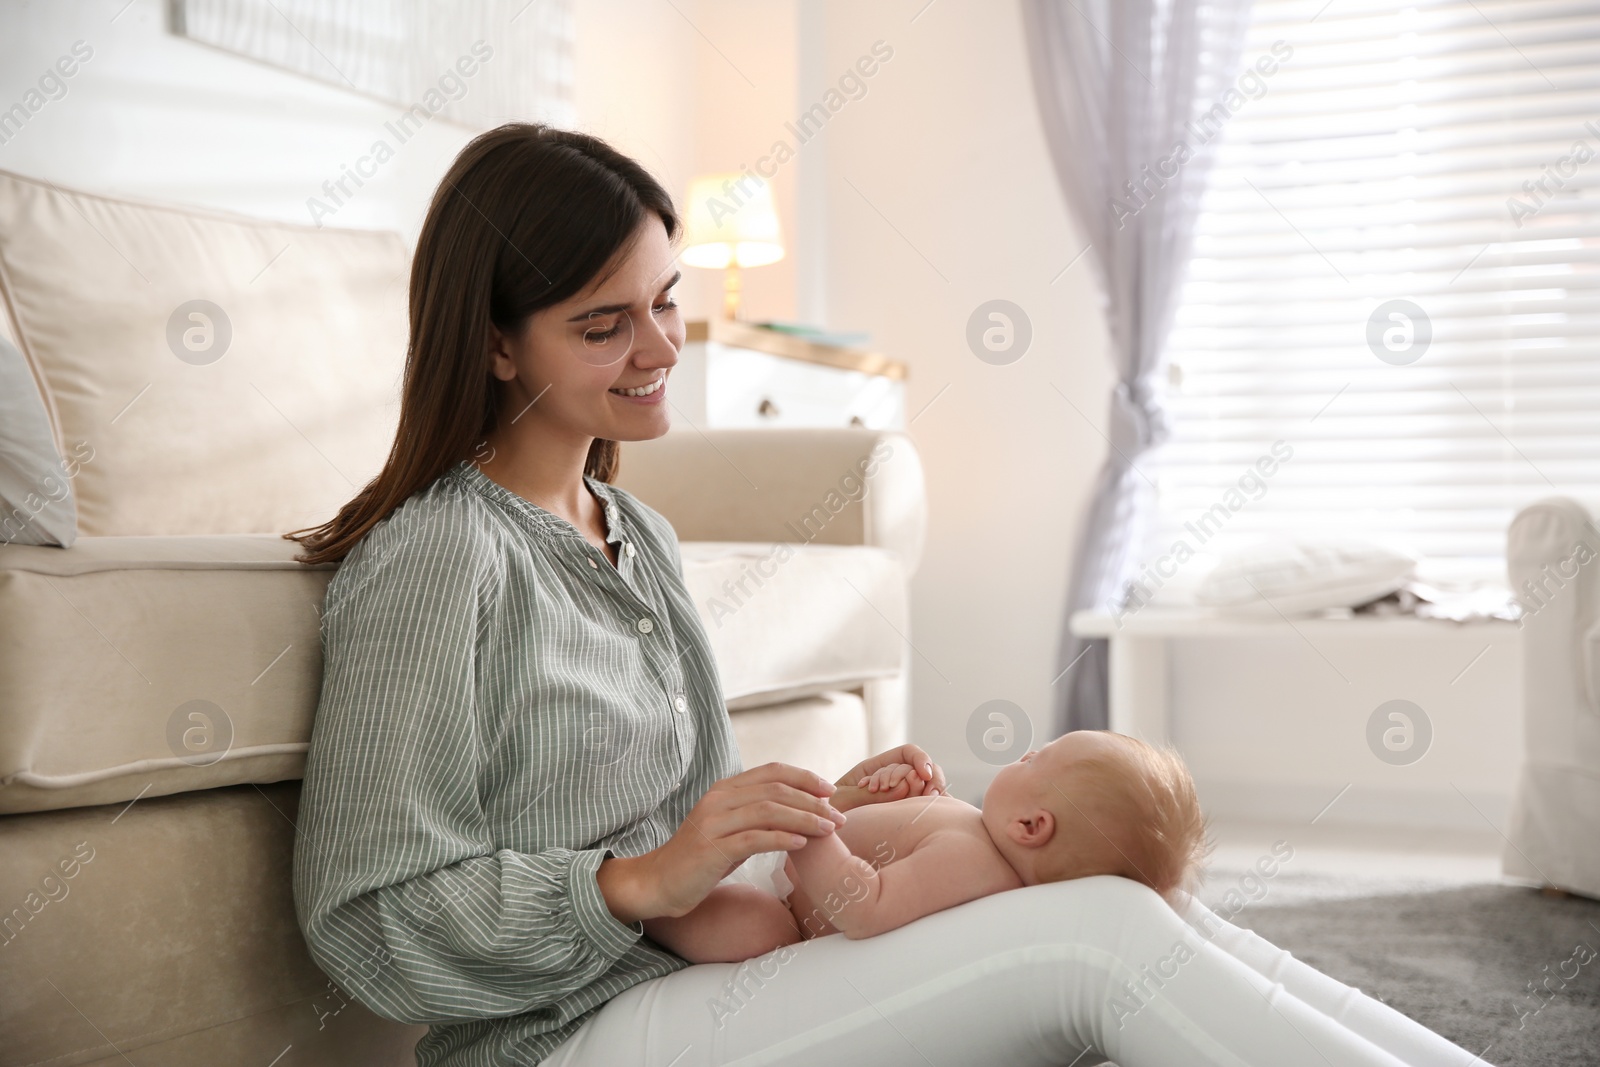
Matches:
[857,763,937,799]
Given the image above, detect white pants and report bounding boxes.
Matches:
[543,876,1489,1067]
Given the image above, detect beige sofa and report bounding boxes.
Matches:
[0,171,926,1064]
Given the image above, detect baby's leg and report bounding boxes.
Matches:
[782,852,841,939]
[642,884,803,964]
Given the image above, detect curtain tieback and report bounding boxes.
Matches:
[1107,380,1167,466]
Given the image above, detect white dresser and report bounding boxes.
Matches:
[672,318,907,430]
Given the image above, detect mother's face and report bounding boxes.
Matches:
[489,214,684,445]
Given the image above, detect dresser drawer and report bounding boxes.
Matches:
[698,343,903,428]
[672,321,907,430]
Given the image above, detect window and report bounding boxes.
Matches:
[1146,0,1600,584]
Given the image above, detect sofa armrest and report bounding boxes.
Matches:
[1507,497,1600,716]
[615,428,927,576]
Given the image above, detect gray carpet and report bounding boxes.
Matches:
[1219,878,1600,1066]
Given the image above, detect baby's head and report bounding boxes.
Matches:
[980,730,1209,905]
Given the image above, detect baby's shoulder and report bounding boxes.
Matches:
[911,823,1024,893]
[885,797,990,852]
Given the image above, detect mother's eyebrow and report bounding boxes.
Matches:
[566,269,683,322]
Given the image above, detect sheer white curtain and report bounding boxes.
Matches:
[1021,0,1255,732]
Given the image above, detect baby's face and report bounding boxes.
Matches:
[981,730,1130,821]
[985,735,1113,809]
[982,731,1149,884]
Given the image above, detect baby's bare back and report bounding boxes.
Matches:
[785,794,1023,939]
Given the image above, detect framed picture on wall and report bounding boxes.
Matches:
[171,0,575,128]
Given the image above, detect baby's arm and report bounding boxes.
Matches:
[787,830,1000,940]
[830,763,935,812]
[858,762,937,797]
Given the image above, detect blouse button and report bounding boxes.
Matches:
[673,694,688,714]
[625,542,636,558]
[636,617,655,635]
[587,557,599,569]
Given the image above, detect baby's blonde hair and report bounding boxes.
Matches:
[1034,732,1211,905]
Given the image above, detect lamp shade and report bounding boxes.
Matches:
[680,172,785,269]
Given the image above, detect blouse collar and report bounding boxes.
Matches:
[450,460,624,545]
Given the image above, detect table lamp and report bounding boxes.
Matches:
[681,172,784,320]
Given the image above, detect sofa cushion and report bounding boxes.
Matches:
[0,536,334,815]
[0,168,409,539]
[680,541,906,711]
[0,536,907,813]
[726,690,870,783]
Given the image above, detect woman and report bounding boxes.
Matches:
[288,123,1486,1067]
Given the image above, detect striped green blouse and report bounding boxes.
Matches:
[292,459,743,1066]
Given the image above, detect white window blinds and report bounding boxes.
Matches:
[1146,0,1600,577]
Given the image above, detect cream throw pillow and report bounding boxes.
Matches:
[0,333,78,546]
[1197,537,1418,616]
[0,169,408,537]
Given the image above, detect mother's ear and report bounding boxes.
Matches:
[486,321,520,382]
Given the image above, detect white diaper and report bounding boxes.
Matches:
[717,850,795,902]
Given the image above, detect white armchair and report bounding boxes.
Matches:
[1503,497,1600,898]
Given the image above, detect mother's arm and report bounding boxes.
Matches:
[598,761,847,923]
[292,520,645,1024]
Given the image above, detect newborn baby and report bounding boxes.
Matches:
[643,730,1209,963]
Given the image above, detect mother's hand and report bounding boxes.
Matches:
[597,762,846,924]
[832,745,948,810]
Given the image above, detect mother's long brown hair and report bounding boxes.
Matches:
[285,122,680,565]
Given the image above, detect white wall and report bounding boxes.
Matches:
[0,0,709,266]
[807,0,1114,799]
[571,0,710,312]
[0,1,476,241]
